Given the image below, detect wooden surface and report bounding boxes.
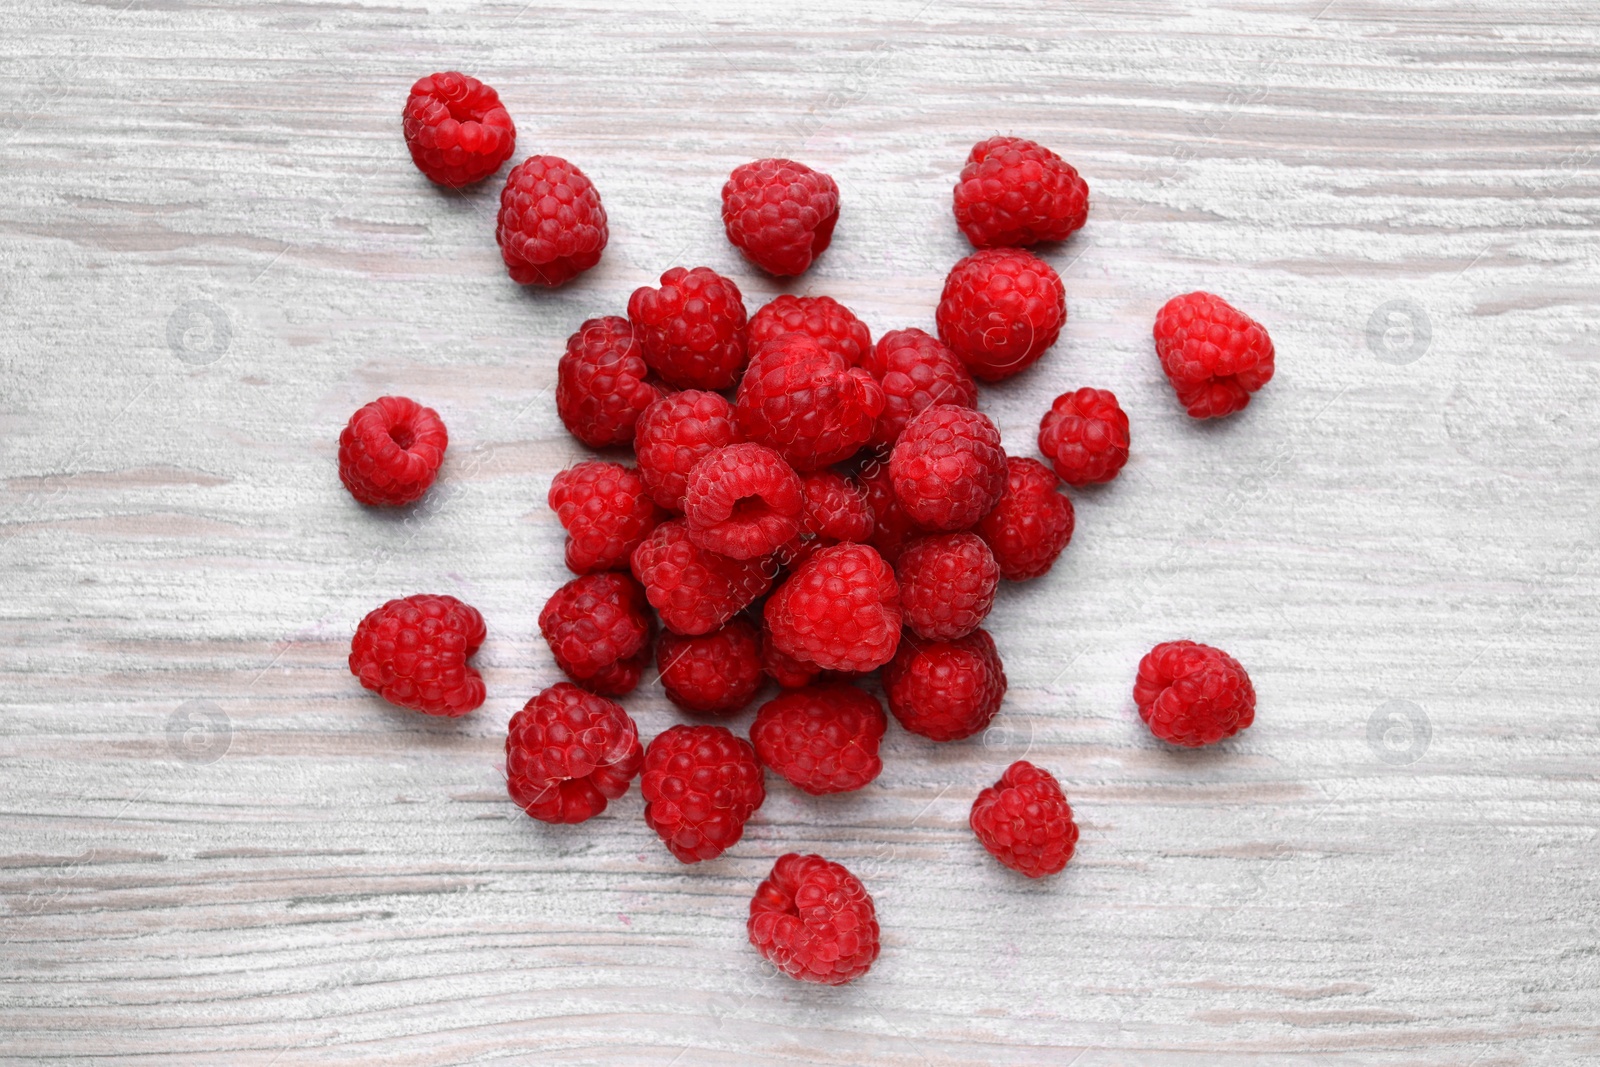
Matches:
[3,0,1598,1063]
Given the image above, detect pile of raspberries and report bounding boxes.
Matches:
[346,72,1274,987]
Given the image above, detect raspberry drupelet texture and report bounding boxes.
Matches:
[633,390,742,512]
[969,760,1079,878]
[761,626,821,688]
[749,853,880,985]
[895,532,999,641]
[722,158,840,276]
[641,724,766,863]
[1038,388,1130,487]
[748,294,871,367]
[861,327,979,450]
[779,469,875,568]
[506,683,643,824]
[538,572,653,696]
[557,316,664,448]
[889,405,1007,532]
[751,683,887,795]
[338,396,449,507]
[496,155,607,286]
[883,629,1007,741]
[1153,292,1275,419]
[765,543,902,673]
[631,520,774,636]
[977,457,1075,581]
[402,72,516,188]
[937,248,1066,382]
[683,443,803,560]
[548,461,664,574]
[735,333,885,471]
[629,266,749,390]
[656,618,764,715]
[857,461,925,565]
[953,136,1089,249]
[349,594,486,716]
[1133,640,1256,747]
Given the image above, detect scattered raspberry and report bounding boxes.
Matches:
[641,724,765,863]
[556,316,663,448]
[765,543,901,673]
[628,266,749,390]
[883,629,1006,741]
[856,461,925,565]
[735,333,884,471]
[630,520,774,636]
[402,72,516,188]
[633,390,742,512]
[683,443,803,560]
[969,760,1079,878]
[506,683,644,824]
[656,618,764,715]
[751,683,886,795]
[977,457,1075,581]
[338,396,448,507]
[1133,640,1256,747]
[538,572,653,696]
[749,853,879,985]
[761,625,822,688]
[1038,388,1130,486]
[936,248,1066,381]
[895,532,999,641]
[953,136,1089,249]
[349,594,486,716]
[548,461,663,574]
[721,159,840,276]
[889,405,1007,531]
[748,295,871,366]
[1153,291,1276,419]
[860,327,979,450]
[496,155,607,286]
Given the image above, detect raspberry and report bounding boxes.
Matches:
[1038,388,1130,486]
[969,760,1079,878]
[683,443,803,560]
[953,136,1089,249]
[548,461,663,574]
[883,629,1006,742]
[889,405,1007,532]
[506,683,643,824]
[633,390,742,512]
[761,626,822,688]
[402,72,516,188]
[748,295,871,367]
[629,266,749,390]
[778,469,876,569]
[936,248,1066,382]
[856,461,925,565]
[631,520,773,636]
[538,572,653,696]
[656,618,764,715]
[751,683,886,795]
[1133,640,1256,747]
[337,396,448,507]
[748,853,879,985]
[860,328,979,450]
[641,724,765,863]
[556,316,664,448]
[765,543,901,673]
[721,158,840,276]
[349,594,486,716]
[582,645,653,696]
[496,155,608,286]
[977,457,1076,581]
[895,532,999,641]
[1153,292,1276,419]
[735,334,884,471]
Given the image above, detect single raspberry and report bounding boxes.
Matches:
[969,760,1079,878]
[556,316,664,448]
[889,405,1007,532]
[402,72,516,188]
[338,396,448,507]
[506,683,643,824]
[856,461,924,565]
[548,461,663,574]
[641,724,765,863]
[883,629,1006,741]
[721,159,840,276]
[761,626,821,688]
[748,295,871,367]
[860,328,979,450]
[976,457,1075,581]
[1133,640,1256,747]
[628,266,749,390]
[633,390,742,512]
[631,520,773,636]
[751,683,886,795]
[953,136,1089,249]
[496,155,607,286]
[749,853,879,985]
[683,443,803,561]
[764,543,901,673]
[1153,292,1276,419]
[656,618,764,715]
[349,594,486,716]
[1038,388,1130,486]
[895,532,999,641]
[936,248,1066,382]
[735,334,884,471]
[538,572,653,695]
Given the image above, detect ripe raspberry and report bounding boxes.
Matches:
[777,469,876,569]
[721,158,840,276]
[538,572,653,696]
[761,625,821,688]
[883,629,1006,742]
[557,316,664,448]
[628,267,749,390]
[748,295,871,367]
[506,683,643,824]
[1133,640,1256,747]
[953,136,1089,249]
[683,443,803,561]
[641,724,765,863]
[856,461,925,565]
[402,72,516,188]
[735,334,884,471]
[895,532,998,641]
[936,248,1066,382]
[631,520,773,636]
[765,544,901,673]
[889,405,1007,532]
[1038,388,1130,486]
[633,390,742,512]
[548,461,663,574]
[749,853,879,985]
[977,457,1075,581]
[751,683,886,795]
[349,594,486,716]
[860,328,979,450]
[969,760,1079,878]
[338,396,448,507]
[1153,292,1276,419]
[656,618,764,715]
[496,155,607,286]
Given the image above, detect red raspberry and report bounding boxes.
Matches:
[1038,388,1130,486]
[538,572,653,696]
[761,625,822,688]
[656,618,764,715]
[751,683,886,795]
[641,724,765,863]
[735,334,884,471]
[582,645,653,697]
[349,594,486,716]
[977,457,1075,581]
[889,405,1007,532]
[883,629,1006,741]
[748,295,871,367]
[969,760,1079,878]
[895,532,998,641]
[628,266,749,390]
[556,316,664,448]
[856,461,925,565]
[936,248,1066,382]
[548,461,663,574]
[1153,292,1276,419]
[338,396,448,507]
[402,72,516,188]
[505,683,643,824]
[749,853,879,985]
[630,520,773,636]
[633,390,742,512]
[496,155,607,286]
[953,136,1089,249]
[683,443,803,560]
[1133,640,1256,747]
[765,543,901,673]
[721,158,840,277]
[777,469,876,569]
[860,328,979,450]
